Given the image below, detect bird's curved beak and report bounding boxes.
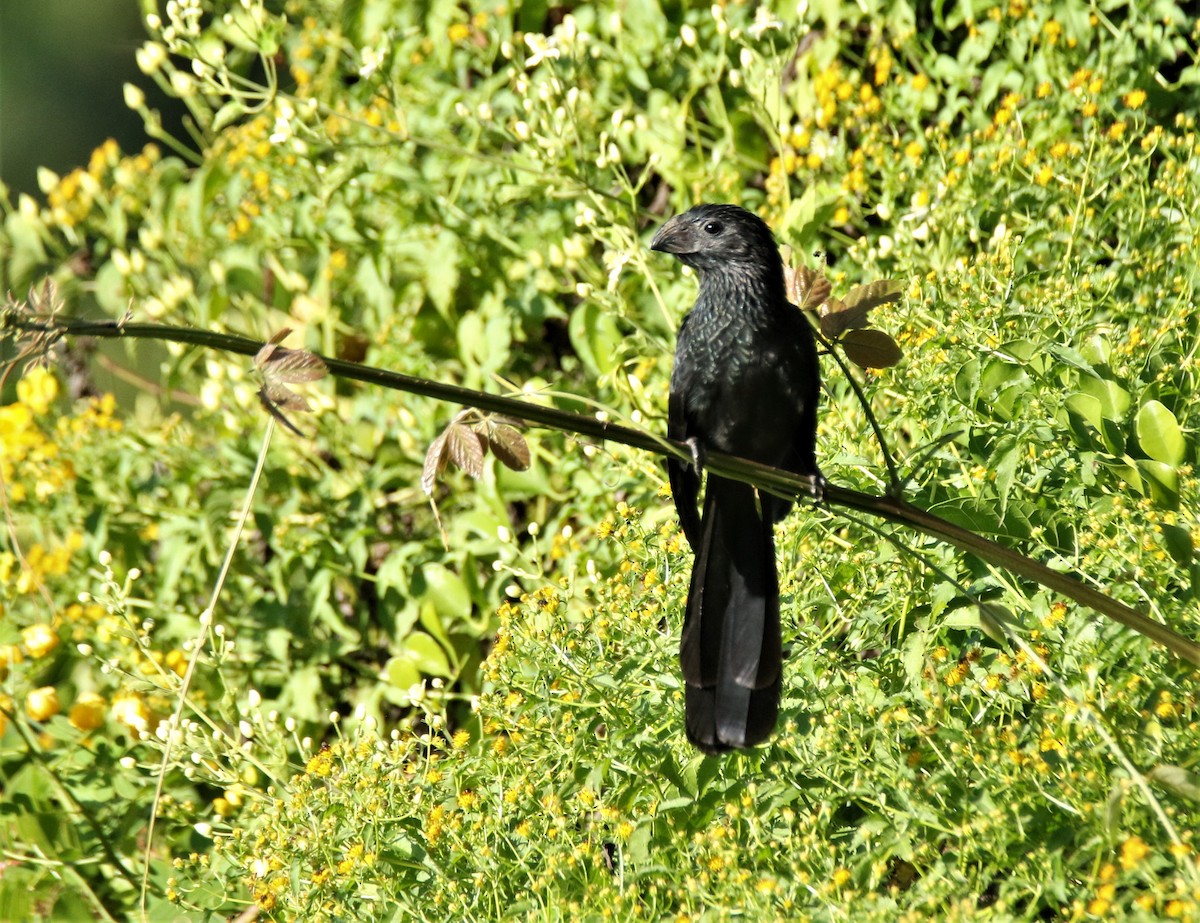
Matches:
[650,215,688,254]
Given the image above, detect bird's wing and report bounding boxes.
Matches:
[668,387,703,549]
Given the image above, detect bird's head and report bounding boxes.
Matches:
[650,204,782,278]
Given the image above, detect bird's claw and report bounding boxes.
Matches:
[686,437,707,472]
[808,471,828,505]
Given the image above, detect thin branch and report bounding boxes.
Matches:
[7,314,1200,666]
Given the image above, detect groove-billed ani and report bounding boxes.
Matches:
[651,204,821,753]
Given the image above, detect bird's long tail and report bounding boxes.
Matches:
[680,475,781,752]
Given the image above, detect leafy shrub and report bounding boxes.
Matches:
[1,0,1198,919]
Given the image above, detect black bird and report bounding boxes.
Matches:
[651,204,822,753]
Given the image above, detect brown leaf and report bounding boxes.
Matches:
[785,265,832,311]
[445,421,486,479]
[422,429,451,495]
[262,347,328,384]
[254,329,327,427]
[258,386,308,436]
[820,305,866,337]
[254,328,293,368]
[821,281,902,338]
[841,279,903,314]
[260,382,312,412]
[841,328,904,369]
[486,423,531,472]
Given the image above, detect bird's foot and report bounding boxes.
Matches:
[808,471,828,505]
[685,437,707,472]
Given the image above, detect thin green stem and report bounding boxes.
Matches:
[140,415,275,914]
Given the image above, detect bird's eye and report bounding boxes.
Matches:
[703,221,723,235]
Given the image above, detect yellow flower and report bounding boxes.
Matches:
[26,685,61,721]
[0,643,25,679]
[832,867,851,887]
[111,692,152,733]
[305,747,334,776]
[69,691,107,731]
[1124,89,1147,109]
[22,623,60,659]
[16,368,60,417]
[1120,835,1150,869]
[165,649,188,677]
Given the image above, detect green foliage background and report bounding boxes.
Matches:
[1,0,1200,919]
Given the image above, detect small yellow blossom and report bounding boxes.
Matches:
[111,693,153,734]
[0,644,24,679]
[26,685,61,721]
[22,624,60,659]
[1120,835,1150,870]
[16,368,60,417]
[69,691,106,731]
[1124,89,1147,109]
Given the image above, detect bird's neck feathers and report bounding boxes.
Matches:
[695,255,787,318]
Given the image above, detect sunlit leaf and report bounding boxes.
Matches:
[1078,376,1130,422]
[404,631,453,678]
[253,329,327,433]
[260,382,311,413]
[784,264,831,311]
[841,328,903,369]
[1135,399,1186,466]
[422,429,451,495]
[262,347,328,384]
[821,279,902,337]
[842,279,903,313]
[445,421,485,479]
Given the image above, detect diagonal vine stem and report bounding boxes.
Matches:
[6,313,1200,666]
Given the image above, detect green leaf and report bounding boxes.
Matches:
[1078,376,1130,422]
[1135,400,1186,466]
[1137,459,1179,508]
[1161,524,1194,565]
[211,100,247,134]
[568,300,622,377]
[420,563,472,623]
[1065,392,1103,431]
[424,230,461,318]
[403,631,453,678]
[384,655,422,693]
[1147,764,1200,803]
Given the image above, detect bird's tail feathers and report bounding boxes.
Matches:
[680,476,781,752]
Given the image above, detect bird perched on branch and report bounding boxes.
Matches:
[651,203,822,753]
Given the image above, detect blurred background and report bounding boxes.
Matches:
[0,0,181,196]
